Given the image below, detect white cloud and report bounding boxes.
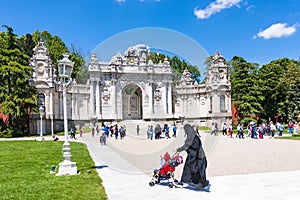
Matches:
[194,0,242,19]
[246,5,254,11]
[116,0,125,4]
[253,23,298,39]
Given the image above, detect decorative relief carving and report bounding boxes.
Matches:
[180,68,193,85]
[154,89,162,102]
[88,54,99,70]
[144,94,149,103]
[102,87,110,103]
[200,97,206,105]
[176,100,180,107]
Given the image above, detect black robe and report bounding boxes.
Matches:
[177,124,209,187]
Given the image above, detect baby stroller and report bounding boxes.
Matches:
[149,153,183,188]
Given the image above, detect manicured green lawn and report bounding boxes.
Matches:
[276,135,300,140]
[0,140,107,200]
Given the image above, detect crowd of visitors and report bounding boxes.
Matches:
[215,120,299,140]
[147,123,179,140]
[65,120,299,144]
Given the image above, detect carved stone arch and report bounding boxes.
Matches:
[206,86,213,92]
[217,85,228,91]
[35,81,51,89]
[121,81,145,93]
[121,84,143,120]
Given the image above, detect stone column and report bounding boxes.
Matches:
[167,82,172,114]
[49,91,54,135]
[96,81,100,115]
[71,94,75,119]
[161,84,167,114]
[149,84,154,115]
[90,81,95,115]
[112,80,117,118]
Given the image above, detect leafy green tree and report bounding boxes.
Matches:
[276,60,300,122]
[0,25,38,137]
[31,30,84,80]
[147,52,201,82]
[230,56,264,120]
[259,58,299,122]
[69,44,86,83]
[18,33,35,59]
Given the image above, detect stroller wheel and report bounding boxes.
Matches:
[168,183,174,188]
[149,182,155,187]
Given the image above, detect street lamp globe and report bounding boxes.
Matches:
[58,52,74,79]
[56,52,77,176]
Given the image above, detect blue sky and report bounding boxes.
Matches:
[1,0,300,67]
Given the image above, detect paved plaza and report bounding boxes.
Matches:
[1,125,300,200]
[80,124,300,200]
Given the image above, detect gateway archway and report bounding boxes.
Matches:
[122,84,143,120]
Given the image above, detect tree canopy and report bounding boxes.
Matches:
[230,56,264,120]
[259,58,300,122]
[31,30,86,81]
[0,26,87,137]
[147,52,201,83]
[231,56,300,123]
[0,25,38,137]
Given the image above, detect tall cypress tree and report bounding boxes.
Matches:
[230,56,264,121]
[0,25,37,137]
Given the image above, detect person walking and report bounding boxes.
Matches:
[79,127,83,138]
[211,123,218,136]
[154,124,162,139]
[96,125,100,136]
[227,123,233,138]
[288,121,294,134]
[136,124,140,135]
[172,125,177,138]
[165,124,170,139]
[176,124,210,190]
[91,127,95,137]
[222,123,227,135]
[270,121,276,137]
[100,132,106,145]
[238,123,244,139]
[115,125,119,139]
[148,125,153,140]
[278,123,284,136]
[294,122,299,134]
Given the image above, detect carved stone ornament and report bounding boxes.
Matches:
[176,100,180,107]
[200,97,206,105]
[144,94,149,103]
[88,54,98,70]
[180,68,193,85]
[102,87,110,103]
[154,89,162,102]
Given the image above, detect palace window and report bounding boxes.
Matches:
[220,95,226,112]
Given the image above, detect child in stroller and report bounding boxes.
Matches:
[149,152,183,188]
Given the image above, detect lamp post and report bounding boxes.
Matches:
[56,52,77,176]
[39,106,45,140]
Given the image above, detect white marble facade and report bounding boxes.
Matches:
[29,43,231,134]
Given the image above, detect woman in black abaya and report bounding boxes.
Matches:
[176,124,209,189]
